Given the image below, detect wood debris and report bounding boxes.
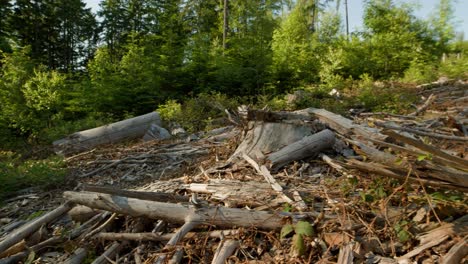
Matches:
[1,82,467,263]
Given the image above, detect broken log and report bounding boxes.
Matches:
[398,215,468,261]
[186,180,275,207]
[211,239,239,264]
[53,112,162,155]
[64,191,290,230]
[266,129,335,171]
[441,236,468,264]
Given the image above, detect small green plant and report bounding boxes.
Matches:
[417,153,433,161]
[280,221,315,257]
[393,220,413,243]
[26,210,46,220]
[157,99,182,122]
[359,179,388,204]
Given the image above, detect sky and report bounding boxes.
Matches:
[83,0,468,39]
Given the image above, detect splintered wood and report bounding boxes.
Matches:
[0,81,467,263]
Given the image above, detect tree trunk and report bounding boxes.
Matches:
[64,191,289,230]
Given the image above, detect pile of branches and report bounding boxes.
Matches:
[0,82,467,263]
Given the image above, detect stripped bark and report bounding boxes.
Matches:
[54,112,162,155]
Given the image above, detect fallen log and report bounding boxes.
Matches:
[64,191,292,230]
[0,202,73,253]
[53,112,162,155]
[266,129,335,171]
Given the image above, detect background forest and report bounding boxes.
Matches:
[0,0,467,195]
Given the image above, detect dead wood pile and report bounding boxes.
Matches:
[0,81,467,263]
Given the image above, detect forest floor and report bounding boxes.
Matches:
[0,80,467,263]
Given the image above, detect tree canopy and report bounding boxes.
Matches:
[0,0,465,146]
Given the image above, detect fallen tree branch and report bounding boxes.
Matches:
[0,202,73,253]
[383,130,468,171]
[345,159,468,192]
[408,94,436,116]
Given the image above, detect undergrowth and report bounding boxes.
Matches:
[0,151,66,200]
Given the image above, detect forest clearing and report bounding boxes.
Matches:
[0,79,467,263]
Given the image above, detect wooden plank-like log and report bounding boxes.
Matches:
[64,191,288,230]
[267,129,335,171]
[96,230,240,242]
[0,202,72,253]
[82,184,189,203]
[53,112,162,155]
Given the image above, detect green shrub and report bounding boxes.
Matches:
[402,60,438,84]
[438,54,468,79]
[0,153,66,200]
[157,93,238,133]
[157,99,182,122]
